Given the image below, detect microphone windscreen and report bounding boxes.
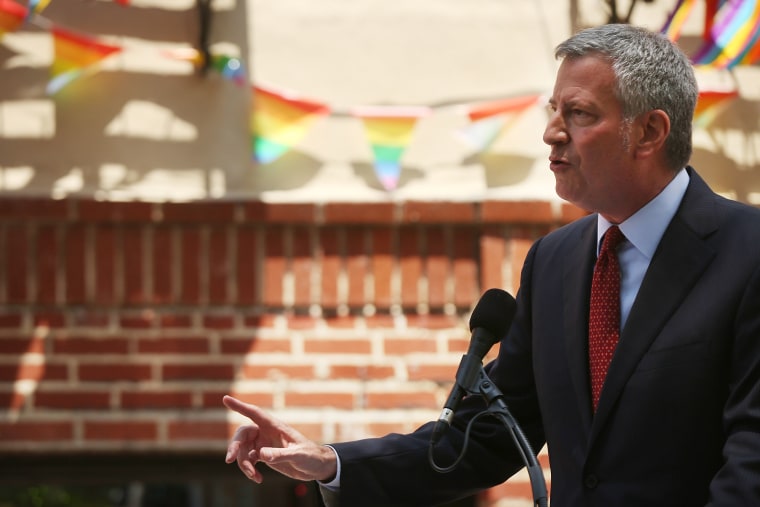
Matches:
[469,288,517,338]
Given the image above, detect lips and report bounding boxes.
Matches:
[549,156,570,172]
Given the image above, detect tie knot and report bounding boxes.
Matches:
[600,225,624,256]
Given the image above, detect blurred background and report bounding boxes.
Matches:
[0,0,758,505]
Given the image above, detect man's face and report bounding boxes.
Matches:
[543,55,636,219]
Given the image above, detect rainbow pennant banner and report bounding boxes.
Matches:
[691,0,760,68]
[661,0,698,41]
[693,89,740,127]
[251,84,330,164]
[47,27,122,94]
[27,0,52,17]
[0,0,27,38]
[457,94,541,152]
[353,106,430,191]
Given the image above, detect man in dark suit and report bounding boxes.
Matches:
[223,24,760,506]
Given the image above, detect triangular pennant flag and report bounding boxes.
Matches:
[691,0,760,69]
[693,89,739,128]
[353,106,429,191]
[27,0,51,16]
[660,0,698,41]
[457,94,541,152]
[251,84,330,164]
[47,27,122,95]
[0,0,27,38]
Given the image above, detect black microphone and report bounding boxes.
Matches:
[430,288,517,445]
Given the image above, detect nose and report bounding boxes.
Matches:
[543,110,568,146]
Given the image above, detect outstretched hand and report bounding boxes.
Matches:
[223,395,338,484]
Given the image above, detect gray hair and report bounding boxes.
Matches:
[555,24,698,171]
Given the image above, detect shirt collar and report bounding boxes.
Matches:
[596,168,690,258]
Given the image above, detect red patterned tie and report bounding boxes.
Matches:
[589,225,624,411]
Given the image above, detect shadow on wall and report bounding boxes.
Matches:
[0,1,254,199]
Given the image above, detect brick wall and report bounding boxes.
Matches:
[0,197,585,505]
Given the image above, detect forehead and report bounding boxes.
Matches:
[551,55,618,105]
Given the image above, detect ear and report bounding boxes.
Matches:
[633,109,670,160]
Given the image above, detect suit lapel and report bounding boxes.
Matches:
[589,169,718,445]
[562,218,597,431]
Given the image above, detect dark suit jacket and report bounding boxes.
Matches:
[328,168,760,506]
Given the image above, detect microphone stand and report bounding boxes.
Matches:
[475,368,548,507]
[429,366,549,507]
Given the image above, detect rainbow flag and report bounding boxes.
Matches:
[0,0,27,37]
[252,84,330,164]
[27,0,51,16]
[47,27,122,94]
[692,0,760,69]
[693,89,739,127]
[457,94,541,152]
[353,106,429,191]
[661,0,698,41]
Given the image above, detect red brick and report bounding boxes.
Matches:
[329,364,395,380]
[5,224,28,303]
[162,363,234,381]
[425,227,448,309]
[151,226,173,304]
[0,363,67,381]
[0,312,23,328]
[345,229,367,309]
[244,202,316,224]
[303,339,371,355]
[402,201,476,224]
[262,228,285,307]
[84,421,157,441]
[240,363,315,379]
[287,314,317,329]
[137,337,210,354]
[120,390,194,409]
[220,336,290,354]
[284,392,355,409]
[159,312,193,328]
[452,227,479,308]
[407,363,457,382]
[371,228,394,309]
[365,391,437,410]
[119,310,156,329]
[35,224,59,304]
[384,338,437,355]
[161,202,237,223]
[480,226,507,291]
[406,313,459,329]
[208,227,230,304]
[34,390,111,409]
[53,336,129,355]
[481,201,554,224]
[319,228,341,309]
[77,201,154,223]
[292,226,312,308]
[399,227,421,308]
[203,313,235,329]
[236,227,258,305]
[0,421,73,441]
[0,336,45,355]
[122,226,146,305]
[70,309,110,328]
[65,225,87,304]
[167,420,228,440]
[78,364,153,382]
[0,198,69,221]
[179,226,202,304]
[93,226,117,304]
[32,311,65,328]
[323,203,395,224]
